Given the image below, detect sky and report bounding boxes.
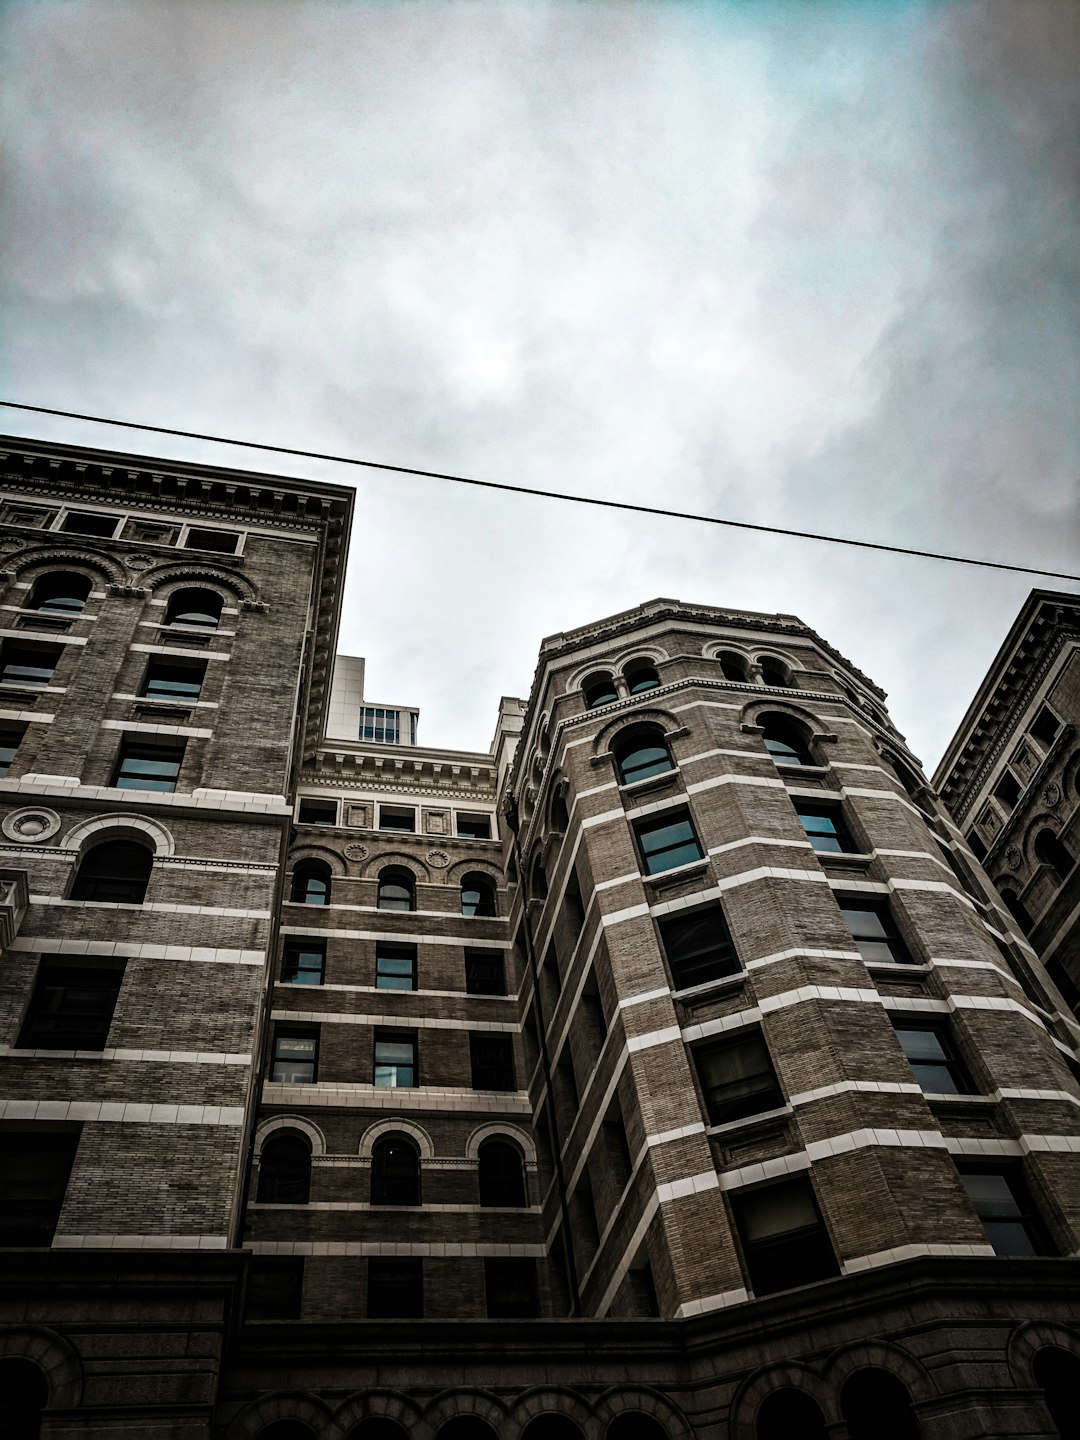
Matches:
[1,0,1078,768]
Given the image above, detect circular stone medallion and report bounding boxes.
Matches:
[343,842,369,862]
[2,807,61,843]
[426,849,450,869]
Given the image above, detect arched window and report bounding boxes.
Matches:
[583,672,618,709]
[756,1389,827,1440]
[530,855,549,900]
[760,713,814,767]
[1035,828,1074,882]
[164,587,223,629]
[437,1422,498,1440]
[1032,1345,1080,1439]
[371,1134,421,1205]
[613,726,675,786]
[0,1356,48,1440]
[256,1133,311,1204]
[840,1368,921,1440]
[377,867,415,911]
[28,571,92,615]
[1000,886,1034,935]
[523,1418,584,1440]
[258,1425,317,1440]
[549,787,570,834]
[607,1417,667,1440]
[624,660,661,694]
[348,1422,409,1440]
[461,873,497,917]
[290,860,330,905]
[758,657,791,688]
[71,839,153,903]
[479,1138,527,1207]
[717,651,750,682]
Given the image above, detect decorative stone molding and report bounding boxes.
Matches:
[425,849,450,869]
[343,842,369,862]
[1,807,61,843]
[1043,780,1062,808]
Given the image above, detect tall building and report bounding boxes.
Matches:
[1,436,1079,1439]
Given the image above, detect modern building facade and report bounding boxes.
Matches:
[1,435,1079,1440]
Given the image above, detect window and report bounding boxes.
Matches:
[374,1032,416,1088]
[17,960,125,1050]
[470,1033,516,1091]
[523,1417,585,1440]
[1000,886,1034,935]
[613,727,674,786]
[60,509,118,537]
[379,805,415,833]
[624,660,661,693]
[994,771,1022,810]
[376,942,417,991]
[0,722,25,777]
[759,713,813,767]
[246,1257,303,1320]
[164,588,222,629]
[140,657,206,701]
[529,855,549,900]
[461,873,497,917]
[633,810,704,875]
[465,948,505,995]
[297,798,337,825]
[582,673,618,709]
[478,1139,526,1207]
[758,657,790,687]
[840,899,912,964]
[694,1030,783,1125]
[549,788,570,834]
[367,1258,423,1318]
[281,940,325,986]
[484,1258,539,1318]
[28,571,92,614]
[0,1129,80,1246]
[893,1022,973,1095]
[795,803,856,854]
[290,861,330,905]
[840,1369,921,1440]
[659,905,740,989]
[1030,705,1061,747]
[112,738,185,792]
[360,706,400,743]
[184,526,239,553]
[71,840,153,903]
[756,1390,828,1440]
[967,830,988,862]
[958,1166,1052,1256]
[270,1029,318,1084]
[377,867,415,911]
[256,1134,311,1203]
[456,812,492,839]
[1033,1346,1080,1439]
[1035,828,1073,881]
[608,1418,666,1440]
[0,1356,48,1440]
[717,651,750,682]
[370,1134,421,1205]
[0,641,61,688]
[732,1177,839,1295]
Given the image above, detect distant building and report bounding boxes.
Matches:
[1,437,1079,1439]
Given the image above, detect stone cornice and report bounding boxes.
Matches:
[301,748,498,800]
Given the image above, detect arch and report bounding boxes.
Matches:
[884,752,933,810]
[346,1421,410,1440]
[70,836,153,903]
[145,561,256,604]
[256,1132,312,1204]
[589,706,683,758]
[756,654,794,687]
[715,649,752,683]
[378,866,415,911]
[729,1364,831,1440]
[549,783,570,835]
[0,1356,48,1440]
[225,1393,336,1440]
[756,710,816,768]
[582,672,619,709]
[359,1117,434,1159]
[529,854,549,901]
[840,1368,921,1440]
[611,725,675,787]
[26,571,93,615]
[755,1389,827,1440]
[523,1417,585,1440]
[1007,1320,1080,1388]
[465,1122,537,1165]
[478,1138,527,1208]
[61,812,175,858]
[461,872,497,917]
[362,852,431,884]
[288,844,347,877]
[1032,1347,1080,1438]
[1034,826,1074,881]
[436,1422,498,1440]
[444,856,500,886]
[254,1115,326,1158]
[610,643,668,671]
[334,1390,425,1440]
[824,1339,934,1408]
[593,1386,694,1440]
[622,658,662,695]
[7,545,122,586]
[510,1390,592,1440]
[291,859,331,906]
[0,1327,81,1411]
[162,586,225,629]
[371,1132,421,1206]
[424,1388,509,1440]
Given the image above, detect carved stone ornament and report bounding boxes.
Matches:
[1043,781,1062,809]
[2,807,61,844]
[125,553,155,570]
[426,849,450,869]
[343,843,369,862]
[1004,844,1023,872]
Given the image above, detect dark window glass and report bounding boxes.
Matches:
[71,840,152,903]
[436,1421,498,1440]
[457,813,492,839]
[625,662,661,694]
[756,1390,828,1440]
[583,674,618,709]
[461,873,497,917]
[530,857,549,899]
[17,962,125,1050]
[608,1418,667,1440]
[484,1258,539,1317]
[0,1355,49,1440]
[564,870,586,934]
[0,1129,80,1246]
[613,728,674,786]
[634,811,704,875]
[0,642,61,688]
[348,1421,409,1440]
[841,1368,921,1440]
[297,798,337,825]
[376,942,417,991]
[185,526,239,553]
[523,1418,584,1440]
[360,706,400,743]
[894,1022,973,1095]
[112,739,185,792]
[60,510,117,536]
[259,1423,317,1440]
[0,722,25,777]
[550,789,570,833]
[959,1167,1052,1256]
[256,1135,311,1204]
[1035,828,1073,882]
[29,571,92,614]
[759,658,789,687]
[968,830,988,862]
[290,863,330,905]
[470,1033,516,1091]
[733,1177,839,1295]
[840,900,912,964]
[465,949,505,995]
[377,868,415,911]
[245,1257,303,1320]
[760,715,813,767]
[1033,1346,1080,1440]
[718,652,750,682]
[695,1030,783,1125]
[374,1032,416,1088]
[478,1140,527,1207]
[994,771,1022,809]
[379,806,415,832]
[140,658,205,701]
[281,940,325,986]
[371,1135,421,1205]
[270,1029,318,1084]
[659,906,740,989]
[1000,887,1034,935]
[164,588,222,629]
[1031,706,1062,747]
[368,1258,423,1318]
[796,803,855,854]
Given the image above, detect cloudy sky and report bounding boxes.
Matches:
[2,0,1078,768]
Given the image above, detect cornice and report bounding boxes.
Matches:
[300,748,498,800]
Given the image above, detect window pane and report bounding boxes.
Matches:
[114,743,184,792]
[617,741,673,785]
[897,1028,948,1063]
[272,1033,316,1083]
[841,906,889,940]
[376,945,417,990]
[636,814,703,875]
[740,1183,818,1243]
[379,807,415,832]
[361,707,400,743]
[374,1037,416,1087]
[282,945,325,985]
[457,814,492,838]
[465,950,506,995]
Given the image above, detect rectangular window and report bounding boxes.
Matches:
[360,707,400,743]
[374,1032,416,1088]
[465,948,506,996]
[379,805,416,833]
[795,802,856,854]
[60,510,119,537]
[456,812,492,839]
[732,1178,839,1296]
[245,1257,304,1320]
[184,526,240,554]
[0,722,26,776]
[112,737,185,792]
[297,797,337,825]
[368,1258,423,1318]
[376,942,417,991]
[0,641,61,688]
[281,940,326,986]
[270,1028,318,1084]
[659,905,740,989]
[634,810,704,876]
[140,657,206,701]
[484,1258,539,1318]
[0,1129,81,1246]
[893,1021,973,1095]
[1031,705,1061,747]
[994,771,1022,810]
[958,1166,1052,1256]
[17,960,126,1051]
[694,1030,783,1125]
[840,899,912,965]
[470,1033,516,1092]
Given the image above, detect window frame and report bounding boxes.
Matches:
[612,727,675,787]
[360,706,400,744]
[270,1027,319,1085]
[58,509,121,538]
[289,861,331,906]
[373,1030,417,1088]
[633,809,705,876]
[139,656,207,702]
[484,1258,539,1318]
[280,939,326,986]
[375,941,418,991]
[731,1177,839,1296]
[694,1028,784,1126]
[478,1138,527,1208]
[957,1164,1053,1256]
[370,1134,422,1206]
[181,525,241,555]
[456,811,493,839]
[111,737,186,793]
[255,1133,312,1204]
[461,872,497,917]
[163,587,223,630]
[893,1019,974,1095]
[378,804,416,833]
[16,958,126,1051]
[465,948,506,996]
[469,1032,516,1092]
[0,1128,81,1247]
[658,904,741,990]
[0,640,62,689]
[297,798,337,826]
[794,802,857,854]
[0,721,27,777]
[27,571,93,615]
[367,1257,423,1318]
[70,840,153,903]
[839,897,914,965]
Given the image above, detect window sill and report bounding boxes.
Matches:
[864,960,930,977]
[642,858,710,891]
[673,971,746,1005]
[619,769,681,801]
[707,1103,793,1139]
[816,851,873,871]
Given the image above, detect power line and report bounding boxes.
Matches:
[2,398,1077,583]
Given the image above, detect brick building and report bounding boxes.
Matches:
[1,435,1079,1439]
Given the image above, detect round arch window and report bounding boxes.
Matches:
[624,660,661,694]
[583,673,618,709]
[256,1133,312,1204]
[28,571,92,615]
[71,838,153,903]
[461,873,497,917]
[164,588,223,629]
[371,1134,421,1205]
[612,727,674,786]
[291,861,331,905]
[378,868,415,911]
